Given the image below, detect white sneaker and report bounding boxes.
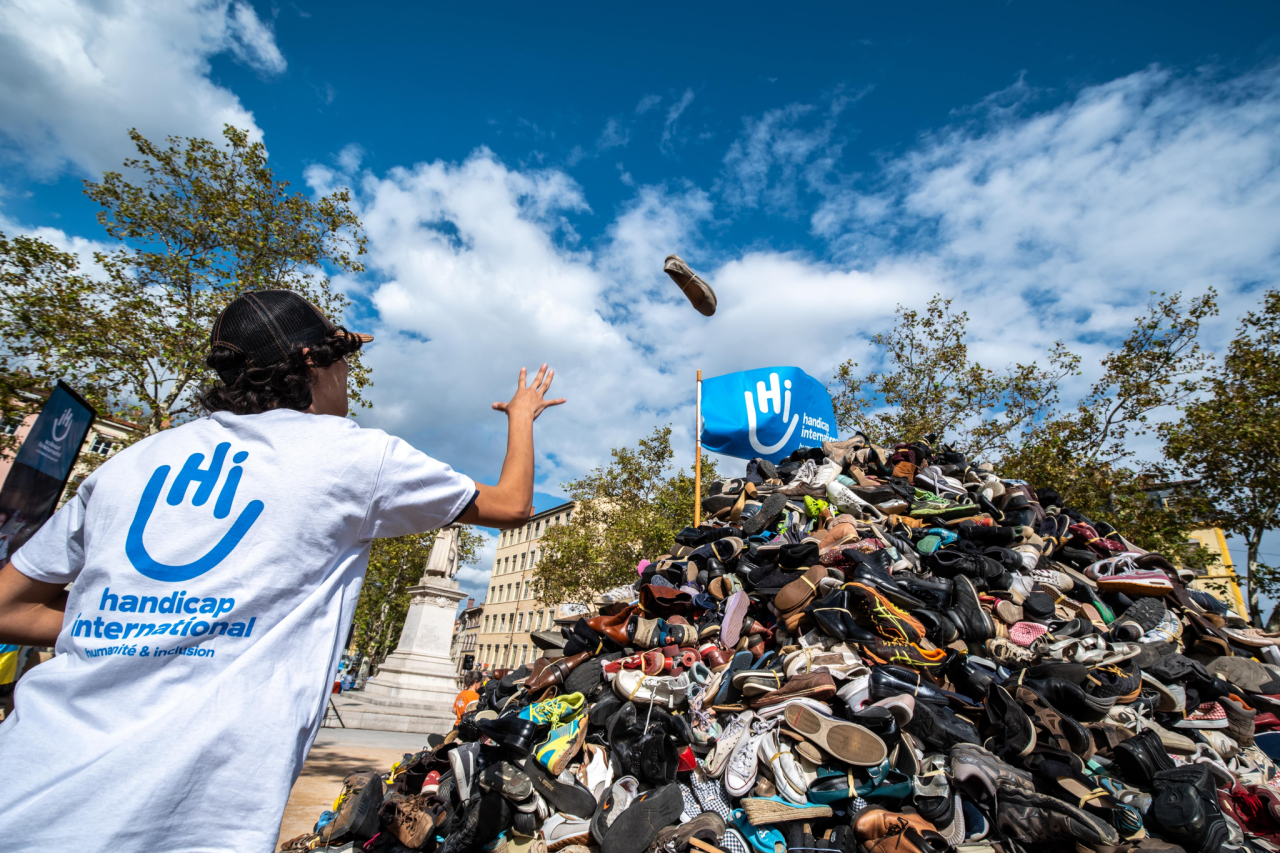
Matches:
[705,711,754,778]
[725,719,774,797]
[1030,566,1073,591]
[540,813,591,850]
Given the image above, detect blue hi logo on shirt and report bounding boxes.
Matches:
[126,442,265,582]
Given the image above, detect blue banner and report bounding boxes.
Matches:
[700,366,836,463]
[12,383,96,480]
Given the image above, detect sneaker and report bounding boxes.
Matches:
[1175,702,1230,730]
[1085,660,1142,703]
[441,792,517,853]
[602,783,685,853]
[591,776,639,845]
[646,811,727,853]
[866,639,949,669]
[1086,554,1174,595]
[535,714,588,775]
[542,812,592,851]
[663,255,717,317]
[950,743,1034,802]
[320,770,384,843]
[994,783,1119,847]
[844,581,927,643]
[520,693,586,726]
[479,761,535,802]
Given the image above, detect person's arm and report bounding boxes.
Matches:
[457,364,565,530]
[0,562,68,646]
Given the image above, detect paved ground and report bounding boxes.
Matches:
[276,725,434,849]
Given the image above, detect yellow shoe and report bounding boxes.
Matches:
[534,712,588,776]
[519,691,585,727]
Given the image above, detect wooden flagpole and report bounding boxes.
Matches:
[694,369,702,527]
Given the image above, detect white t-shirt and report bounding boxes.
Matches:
[0,409,475,852]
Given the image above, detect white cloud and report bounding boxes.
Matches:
[225,1,285,73]
[635,94,662,115]
[0,0,285,177]
[311,63,1280,497]
[660,89,696,152]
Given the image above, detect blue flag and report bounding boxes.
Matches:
[700,366,837,463]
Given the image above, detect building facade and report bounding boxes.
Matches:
[471,500,579,672]
[451,598,484,676]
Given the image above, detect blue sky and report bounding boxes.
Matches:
[3,1,1280,600]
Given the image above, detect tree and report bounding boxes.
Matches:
[831,291,1217,559]
[1161,289,1280,624]
[0,235,81,460]
[531,426,719,607]
[349,527,485,665]
[1001,291,1217,557]
[831,295,1078,460]
[0,126,370,435]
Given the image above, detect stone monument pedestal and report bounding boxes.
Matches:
[341,527,468,734]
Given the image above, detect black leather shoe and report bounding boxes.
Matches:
[984,683,1037,760]
[946,654,994,701]
[870,665,951,705]
[1114,728,1177,789]
[850,561,927,610]
[805,589,880,645]
[842,704,899,740]
[904,699,982,751]
[898,575,953,610]
[476,715,539,755]
[916,609,959,645]
[949,575,994,641]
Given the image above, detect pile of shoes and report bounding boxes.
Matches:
[284,436,1280,853]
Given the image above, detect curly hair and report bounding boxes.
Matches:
[199,328,363,416]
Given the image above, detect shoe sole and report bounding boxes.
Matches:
[783,705,887,767]
[721,592,750,648]
[1095,579,1173,596]
[544,829,591,850]
[741,494,786,536]
[740,797,832,825]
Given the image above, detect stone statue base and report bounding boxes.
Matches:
[352,573,467,733]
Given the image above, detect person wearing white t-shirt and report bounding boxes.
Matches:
[0,290,564,851]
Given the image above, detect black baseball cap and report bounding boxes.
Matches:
[210,290,373,367]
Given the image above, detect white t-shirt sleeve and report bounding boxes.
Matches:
[10,490,88,584]
[361,435,477,541]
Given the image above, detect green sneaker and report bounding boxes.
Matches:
[909,489,980,520]
[534,713,588,775]
[804,496,830,519]
[519,692,585,727]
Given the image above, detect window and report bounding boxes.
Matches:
[527,611,534,630]
[507,583,513,600]
[535,611,543,631]
[535,521,542,536]
[520,553,527,570]
[499,614,506,630]
[516,612,524,631]
[521,644,529,665]
[89,434,114,455]
[564,509,572,522]
[489,586,495,602]
[553,514,560,526]
[483,615,490,632]
[1,419,19,436]
[531,550,538,567]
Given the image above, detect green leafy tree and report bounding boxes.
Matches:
[0,125,370,435]
[1161,289,1280,624]
[350,527,485,665]
[832,291,1216,558]
[1001,292,1217,557]
[532,426,719,607]
[0,235,82,460]
[831,295,1078,460]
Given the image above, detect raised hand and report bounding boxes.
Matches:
[492,365,566,422]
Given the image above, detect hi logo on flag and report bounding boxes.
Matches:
[701,366,836,463]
